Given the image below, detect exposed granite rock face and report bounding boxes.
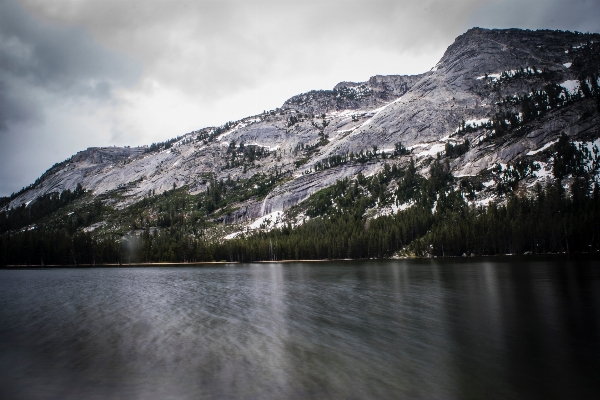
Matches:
[7,28,600,227]
[258,162,383,217]
[324,28,595,154]
[281,74,424,115]
[366,75,424,100]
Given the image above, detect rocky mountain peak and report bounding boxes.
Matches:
[281,73,423,115]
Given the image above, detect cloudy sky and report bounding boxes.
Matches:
[1,0,599,196]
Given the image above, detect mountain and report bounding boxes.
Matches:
[2,27,600,264]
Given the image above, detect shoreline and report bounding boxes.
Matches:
[2,252,599,268]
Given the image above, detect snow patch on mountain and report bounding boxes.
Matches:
[414,143,446,158]
[527,140,558,155]
[560,80,580,95]
[249,210,284,229]
[533,161,552,180]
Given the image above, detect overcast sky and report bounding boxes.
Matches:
[1,0,599,196]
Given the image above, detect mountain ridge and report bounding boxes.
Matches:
[2,27,600,263]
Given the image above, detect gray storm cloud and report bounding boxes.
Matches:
[0,0,141,195]
[1,0,599,196]
[0,0,140,105]
[18,0,484,100]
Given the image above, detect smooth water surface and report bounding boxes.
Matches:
[1,258,599,399]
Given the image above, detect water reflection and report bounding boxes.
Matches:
[0,257,599,399]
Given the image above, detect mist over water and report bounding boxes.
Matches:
[0,258,599,399]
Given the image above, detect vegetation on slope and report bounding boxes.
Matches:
[2,40,600,265]
[1,135,599,265]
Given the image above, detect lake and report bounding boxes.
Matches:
[1,257,599,399]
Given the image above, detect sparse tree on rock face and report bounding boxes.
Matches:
[552,134,585,181]
[394,142,410,157]
[445,139,469,158]
[227,141,236,153]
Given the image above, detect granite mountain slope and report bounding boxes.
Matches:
[3,27,600,241]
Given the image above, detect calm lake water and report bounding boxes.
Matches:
[1,258,599,399]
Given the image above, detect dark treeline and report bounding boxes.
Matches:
[0,184,85,234]
[2,155,599,265]
[2,173,597,265]
[0,229,120,266]
[425,180,600,256]
[217,170,600,261]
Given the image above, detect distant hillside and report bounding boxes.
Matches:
[2,27,600,264]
